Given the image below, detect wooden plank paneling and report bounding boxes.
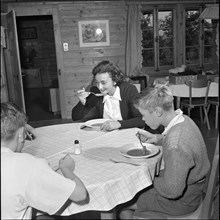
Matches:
[7,1,127,119]
[7,0,214,118]
[57,2,127,117]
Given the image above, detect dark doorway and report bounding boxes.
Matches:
[16,15,61,121]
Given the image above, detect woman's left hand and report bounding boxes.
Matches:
[101,120,121,131]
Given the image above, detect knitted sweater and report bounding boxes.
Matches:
[80,82,145,129]
[154,115,210,201]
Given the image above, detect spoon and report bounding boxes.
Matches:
[109,158,140,166]
[136,132,147,155]
[77,88,103,97]
[88,92,104,96]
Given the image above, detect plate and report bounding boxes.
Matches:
[120,143,159,159]
[84,119,110,129]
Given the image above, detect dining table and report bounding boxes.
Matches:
[22,123,163,219]
[169,81,219,109]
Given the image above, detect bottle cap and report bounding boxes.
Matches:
[74,140,79,144]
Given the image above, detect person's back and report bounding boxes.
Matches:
[151,115,210,215]
[165,115,209,186]
[1,151,48,219]
[119,85,210,219]
[1,102,89,219]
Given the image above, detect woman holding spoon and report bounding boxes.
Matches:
[71,80,102,121]
[73,60,145,131]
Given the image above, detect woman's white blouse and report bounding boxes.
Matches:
[103,86,123,120]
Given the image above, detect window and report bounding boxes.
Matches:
[203,19,218,65]
[185,10,200,65]
[140,4,218,74]
[184,8,218,69]
[141,9,174,71]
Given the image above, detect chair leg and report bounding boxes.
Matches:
[204,104,211,123]
[203,106,210,130]
[188,108,191,117]
[200,107,203,124]
[215,105,218,129]
[207,104,211,113]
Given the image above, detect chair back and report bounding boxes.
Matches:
[201,135,219,219]
[130,75,147,91]
[185,78,211,106]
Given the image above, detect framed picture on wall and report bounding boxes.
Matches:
[20,27,37,40]
[78,20,110,47]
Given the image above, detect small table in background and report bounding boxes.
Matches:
[169,82,219,109]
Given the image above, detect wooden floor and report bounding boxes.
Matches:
[30,106,219,220]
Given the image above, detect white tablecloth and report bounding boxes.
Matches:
[22,123,163,215]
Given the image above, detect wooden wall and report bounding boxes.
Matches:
[58,2,127,116]
[7,2,127,118]
[6,0,215,118]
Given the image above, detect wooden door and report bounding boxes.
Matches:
[1,10,26,112]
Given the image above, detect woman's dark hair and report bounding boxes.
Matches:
[92,60,126,85]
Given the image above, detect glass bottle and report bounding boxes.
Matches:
[74,140,81,155]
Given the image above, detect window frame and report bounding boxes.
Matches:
[140,3,218,75]
[141,5,177,73]
[183,5,218,71]
[183,6,203,68]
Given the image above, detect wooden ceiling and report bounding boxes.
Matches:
[1,0,218,11]
[2,0,218,2]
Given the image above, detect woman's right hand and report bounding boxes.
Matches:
[77,88,90,105]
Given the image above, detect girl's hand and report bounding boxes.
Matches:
[100,120,121,131]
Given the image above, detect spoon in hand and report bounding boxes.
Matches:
[88,92,104,96]
[136,132,147,155]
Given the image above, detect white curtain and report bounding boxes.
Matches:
[125,5,143,77]
[216,22,219,59]
[1,26,6,48]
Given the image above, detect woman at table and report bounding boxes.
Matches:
[1,102,89,219]
[119,85,210,219]
[74,60,145,131]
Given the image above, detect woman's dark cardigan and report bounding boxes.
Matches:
[78,82,145,129]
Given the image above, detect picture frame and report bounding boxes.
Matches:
[78,20,110,47]
[20,27,37,40]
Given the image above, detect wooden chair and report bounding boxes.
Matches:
[206,97,219,129]
[204,76,219,129]
[130,75,147,91]
[180,78,211,130]
[134,135,219,220]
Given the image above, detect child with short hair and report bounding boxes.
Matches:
[119,85,210,219]
[1,102,89,219]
